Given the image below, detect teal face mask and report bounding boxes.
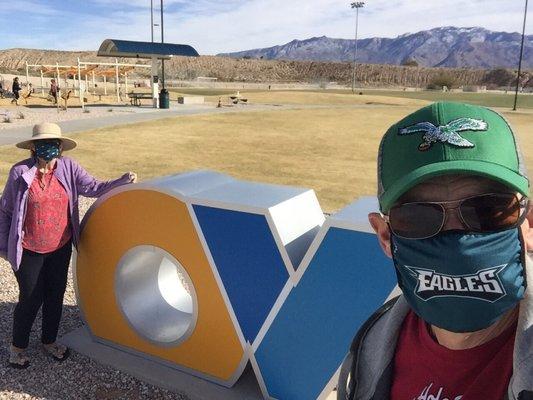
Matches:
[34,140,60,162]
[391,229,526,333]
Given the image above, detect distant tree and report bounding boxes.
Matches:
[242,55,252,60]
[184,69,198,80]
[402,58,419,67]
[522,71,532,88]
[483,68,516,88]
[313,77,329,89]
[427,73,456,90]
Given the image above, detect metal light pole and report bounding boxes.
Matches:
[513,0,528,111]
[150,0,154,42]
[160,0,165,90]
[350,2,364,94]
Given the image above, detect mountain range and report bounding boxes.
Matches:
[218,27,533,69]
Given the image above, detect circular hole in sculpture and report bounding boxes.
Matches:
[115,245,197,346]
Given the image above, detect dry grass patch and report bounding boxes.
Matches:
[0,106,531,213]
[196,90,429,107]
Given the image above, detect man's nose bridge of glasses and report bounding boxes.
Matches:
[437,201,466,230]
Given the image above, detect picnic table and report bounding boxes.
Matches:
[229,95,248,104]
[128,92,153,106]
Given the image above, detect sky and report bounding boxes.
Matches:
[0,0,530,55]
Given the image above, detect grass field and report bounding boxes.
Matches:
[359,89,533,109]
[1,90,531,212]
[168,87,533,109]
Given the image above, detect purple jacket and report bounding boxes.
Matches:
[0,156,132,271]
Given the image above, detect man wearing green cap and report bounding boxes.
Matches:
[339,102,532,400]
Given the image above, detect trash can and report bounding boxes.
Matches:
[159,89,169,109]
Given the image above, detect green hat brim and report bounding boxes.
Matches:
[379,160,530,213]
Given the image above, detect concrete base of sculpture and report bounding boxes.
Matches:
[60,326,263,400]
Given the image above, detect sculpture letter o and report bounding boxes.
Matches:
[75,188,247,385]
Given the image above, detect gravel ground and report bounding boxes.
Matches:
[0,106,132,131]
[0,196,189,400]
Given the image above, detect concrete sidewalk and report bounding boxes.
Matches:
[61,326,264,400]
[61,326,338,400]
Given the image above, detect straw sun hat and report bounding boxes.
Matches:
[16,123,77,151]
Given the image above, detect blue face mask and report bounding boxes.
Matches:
[34,140,60,162]
[391,229,526,333]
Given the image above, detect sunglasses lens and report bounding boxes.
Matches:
[389,203,445,239]
[460,194,521,231]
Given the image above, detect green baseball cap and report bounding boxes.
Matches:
[378,102,530,213]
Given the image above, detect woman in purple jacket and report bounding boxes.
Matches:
[0,123,136,368]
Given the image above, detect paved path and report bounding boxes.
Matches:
[0,103,290,146]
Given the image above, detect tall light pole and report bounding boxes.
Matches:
[160,0,165,90]
[350,2,364,94]
[513,0,528,111]
[150,0,154,42]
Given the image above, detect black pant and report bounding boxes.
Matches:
[12,241,72,349]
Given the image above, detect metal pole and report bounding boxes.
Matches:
[351,7,358,94]
[25,62,29,85]
[350,2,364,94]
[160,0,164,43]
[161,0,165,90]
[513,0,528,111]
[77,58,83,110]
[151,0,154,42]
[40,70,44,96]
[56,63,60,112]
[115,58,120,102]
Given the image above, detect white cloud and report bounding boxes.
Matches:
[2,0,59,16]
[0,0,530,53]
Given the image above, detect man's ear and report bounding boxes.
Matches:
[522,205,533,253]
[368,212,392,258]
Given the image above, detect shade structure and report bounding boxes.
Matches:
[98,39,199,59]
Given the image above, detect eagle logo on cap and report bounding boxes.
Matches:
[398,118,488,151]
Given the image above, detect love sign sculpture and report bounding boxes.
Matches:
[75,171,397,400]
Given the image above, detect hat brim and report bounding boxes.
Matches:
[379,160,530,213]
[16,137,77,151]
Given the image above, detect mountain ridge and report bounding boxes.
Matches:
[217,26,533,69]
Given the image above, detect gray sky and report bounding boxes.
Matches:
[0,0,530,54]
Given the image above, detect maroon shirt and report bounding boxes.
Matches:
[391,311,515,400]
[22,169,71,253]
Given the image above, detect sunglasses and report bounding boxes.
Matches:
[384,193,529,239]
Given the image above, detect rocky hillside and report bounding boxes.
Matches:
[0,48,136,72]
[0,47,512,88]
[218,27,533,69]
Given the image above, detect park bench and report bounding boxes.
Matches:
[128,92,153,106]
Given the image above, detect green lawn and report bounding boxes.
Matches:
[168,88,260,96]
[360,89,533,109]
[293,88,533,109]
[167,87,533,109]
